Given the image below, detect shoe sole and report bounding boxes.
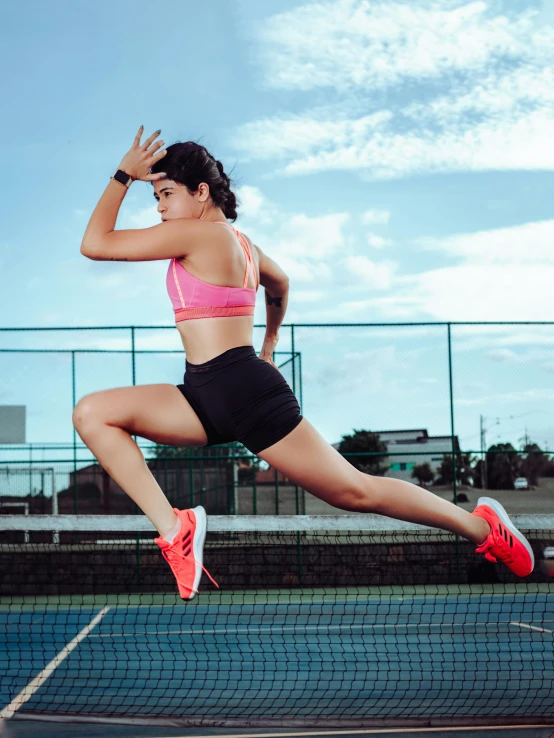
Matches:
[188,505,207,599]
[477,496,535,572]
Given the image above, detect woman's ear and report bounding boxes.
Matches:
[198,182,210,202]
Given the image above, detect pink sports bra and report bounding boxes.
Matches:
[166,221,258,323]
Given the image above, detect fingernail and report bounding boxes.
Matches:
[155,129,161,134]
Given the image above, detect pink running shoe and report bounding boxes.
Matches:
[472,496,534,577]
[154,506,219,599]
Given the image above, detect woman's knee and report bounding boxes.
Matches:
[340,473,380,512]
[318,472,376,512]
[72,394,103,431]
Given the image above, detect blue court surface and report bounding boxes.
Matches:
[1,590,553,727]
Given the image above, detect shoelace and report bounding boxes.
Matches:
[161,546,219,595]
[476,534,515,566]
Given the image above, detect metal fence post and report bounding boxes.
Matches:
[72,350,78,514]
[447,323,461,580]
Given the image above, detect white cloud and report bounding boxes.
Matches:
[238,106,554,180]
[367,233,393,248]
[292,290,328,303]
[369,263,554,321]
[277,212,350,258]
[235,185,276,223]
[273,213,554,321]
[455,328,554,353]
[223,184,554,325]
[404,66,554,124]
[58,256,152,298]
[343,255,396,289]
[117,202,161,229]
[231,110,393,163]
[485,348,519,362]
[255,0,538,91]
[233,1,554,179]
[275,256,334,284]
[236,193,350,284]
[307,343,419,395]
[454,387,554,407]
[362,209,391,225]
[416,219,554,265]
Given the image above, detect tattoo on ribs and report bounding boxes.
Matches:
[108,257,129,261]
[266,294,283,307]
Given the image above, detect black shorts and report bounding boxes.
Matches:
[176,345,303,454]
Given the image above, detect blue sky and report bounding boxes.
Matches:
[2,0,554,457]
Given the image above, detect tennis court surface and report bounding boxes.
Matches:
[0,513,553,730]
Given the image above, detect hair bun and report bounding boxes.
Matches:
[150,141,239,221]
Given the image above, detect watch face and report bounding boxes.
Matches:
[114,169,131,185]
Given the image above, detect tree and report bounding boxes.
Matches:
[412,462,435,488]
[150,444,195,460]
[540,458,554,477]
[484,443,520,490]
[338,430,389,475]
[472,459,485,488]
[435,452,475,486]
[519,442,549,486]
[150,440,261,473]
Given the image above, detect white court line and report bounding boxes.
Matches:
[87,621,537,638]
[0,606,110,719]
[156,724,554,737]
[511,621,554,634]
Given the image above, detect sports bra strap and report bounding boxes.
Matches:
[214,221,258,290]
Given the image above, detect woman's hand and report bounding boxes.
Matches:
[118,126,168,182]
[259,334,280,370]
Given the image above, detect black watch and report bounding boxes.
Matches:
[111,169,133,188]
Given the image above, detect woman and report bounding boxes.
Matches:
[74,127,534,599]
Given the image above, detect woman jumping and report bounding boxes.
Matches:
[74,126,534,599]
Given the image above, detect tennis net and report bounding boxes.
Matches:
[0,513,553,728]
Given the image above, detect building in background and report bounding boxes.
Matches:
[380,429,461,483]
[333,428,461,484]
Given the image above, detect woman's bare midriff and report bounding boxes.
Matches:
[176,315,255,364]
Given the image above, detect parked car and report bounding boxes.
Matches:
[514,477,529,490]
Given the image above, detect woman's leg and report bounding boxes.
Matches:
[72,384,209,539]
[257,418,491,545]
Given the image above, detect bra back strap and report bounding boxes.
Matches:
[214,221,258,290]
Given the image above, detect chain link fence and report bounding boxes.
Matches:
[1,321,552,515]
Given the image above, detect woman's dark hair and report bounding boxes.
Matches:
[150,141,239,222]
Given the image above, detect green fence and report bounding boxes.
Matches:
[1,321,553,515]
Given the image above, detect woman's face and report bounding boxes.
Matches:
[153,179,212,221]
